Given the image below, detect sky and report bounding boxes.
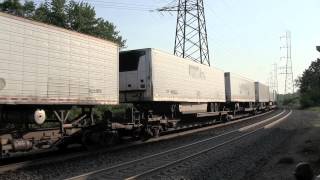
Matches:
[34,0,320,94]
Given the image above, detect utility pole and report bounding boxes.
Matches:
[280,31,294,94]
[158,0,210,66]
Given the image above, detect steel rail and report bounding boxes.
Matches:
[126,110,292,180]
[65,110,288,180]
[0,110,276,174]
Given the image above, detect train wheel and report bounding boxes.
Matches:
[223,115,232,122]
[141,127,153,141]
[81,130,98,150]
[131,128,141,140]
[161,124,168,132]
[103,131,119,147]
[252,110,257,115]
[152,127,160,138]
[57,143,69,152]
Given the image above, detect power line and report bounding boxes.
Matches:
[31,0,159,11]
[280,31,294,94]
[158,0,211,66]
[268,63,278,93]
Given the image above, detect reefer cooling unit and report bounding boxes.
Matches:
[119,48,226,103]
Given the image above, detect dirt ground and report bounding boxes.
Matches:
[1,110,319,180]
[173,110,320,180]
[249,110,320,180]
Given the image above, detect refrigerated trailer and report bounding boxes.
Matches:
[268,90,278,109]
[0,12,119,106]
[119,48,226,116]
[0,12,119,155]
[254,82,270,110]
[224,72,256,112]
[118,48,227,137]
[269,90,277,102]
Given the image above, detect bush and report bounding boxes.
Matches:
[297,59,320,108]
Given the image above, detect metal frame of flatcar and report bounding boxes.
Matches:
[0,104,99,157]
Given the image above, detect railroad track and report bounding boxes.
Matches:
[0,110,278,175]
[65,109,291,180]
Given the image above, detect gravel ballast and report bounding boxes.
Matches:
[143,110,320,180]
[0,110,288,180]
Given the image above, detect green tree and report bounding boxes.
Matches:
[49,0,67,27]
[66,1,96,34]
[1,0,126,47]
[0,0,23,16]
[66,1,126,47]
[33,0,66,27]
[23,0,36,18]
[94,18,126,47]
[297,59,320,107]
[33,1,51,23]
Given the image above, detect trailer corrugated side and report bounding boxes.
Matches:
[254,82,270,102]
[0,12,119,105]
[269,90,277,102]
[224,72,255,102]
[119,48,226,103]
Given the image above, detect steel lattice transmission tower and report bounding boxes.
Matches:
[280,31,294,94]
[268,63,279,93]
[158,0,210,66]
[273,63,279,93]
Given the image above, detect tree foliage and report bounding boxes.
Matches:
[0,0,126,47]
[0,0,23,16]
[67,1,97,34]
[297,59,320,107]
[23,1,36,17]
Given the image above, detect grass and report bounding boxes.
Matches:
[306,106,320,112]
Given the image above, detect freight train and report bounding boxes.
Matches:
[0,12,277,157]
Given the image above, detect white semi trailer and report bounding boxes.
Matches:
[119,48,227,136]
[254,82,270,110]
[0,12,119,106]
[0,12,119,155]
[119,48,226,114]
[269,90,278,109]
[224,72,256,113]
